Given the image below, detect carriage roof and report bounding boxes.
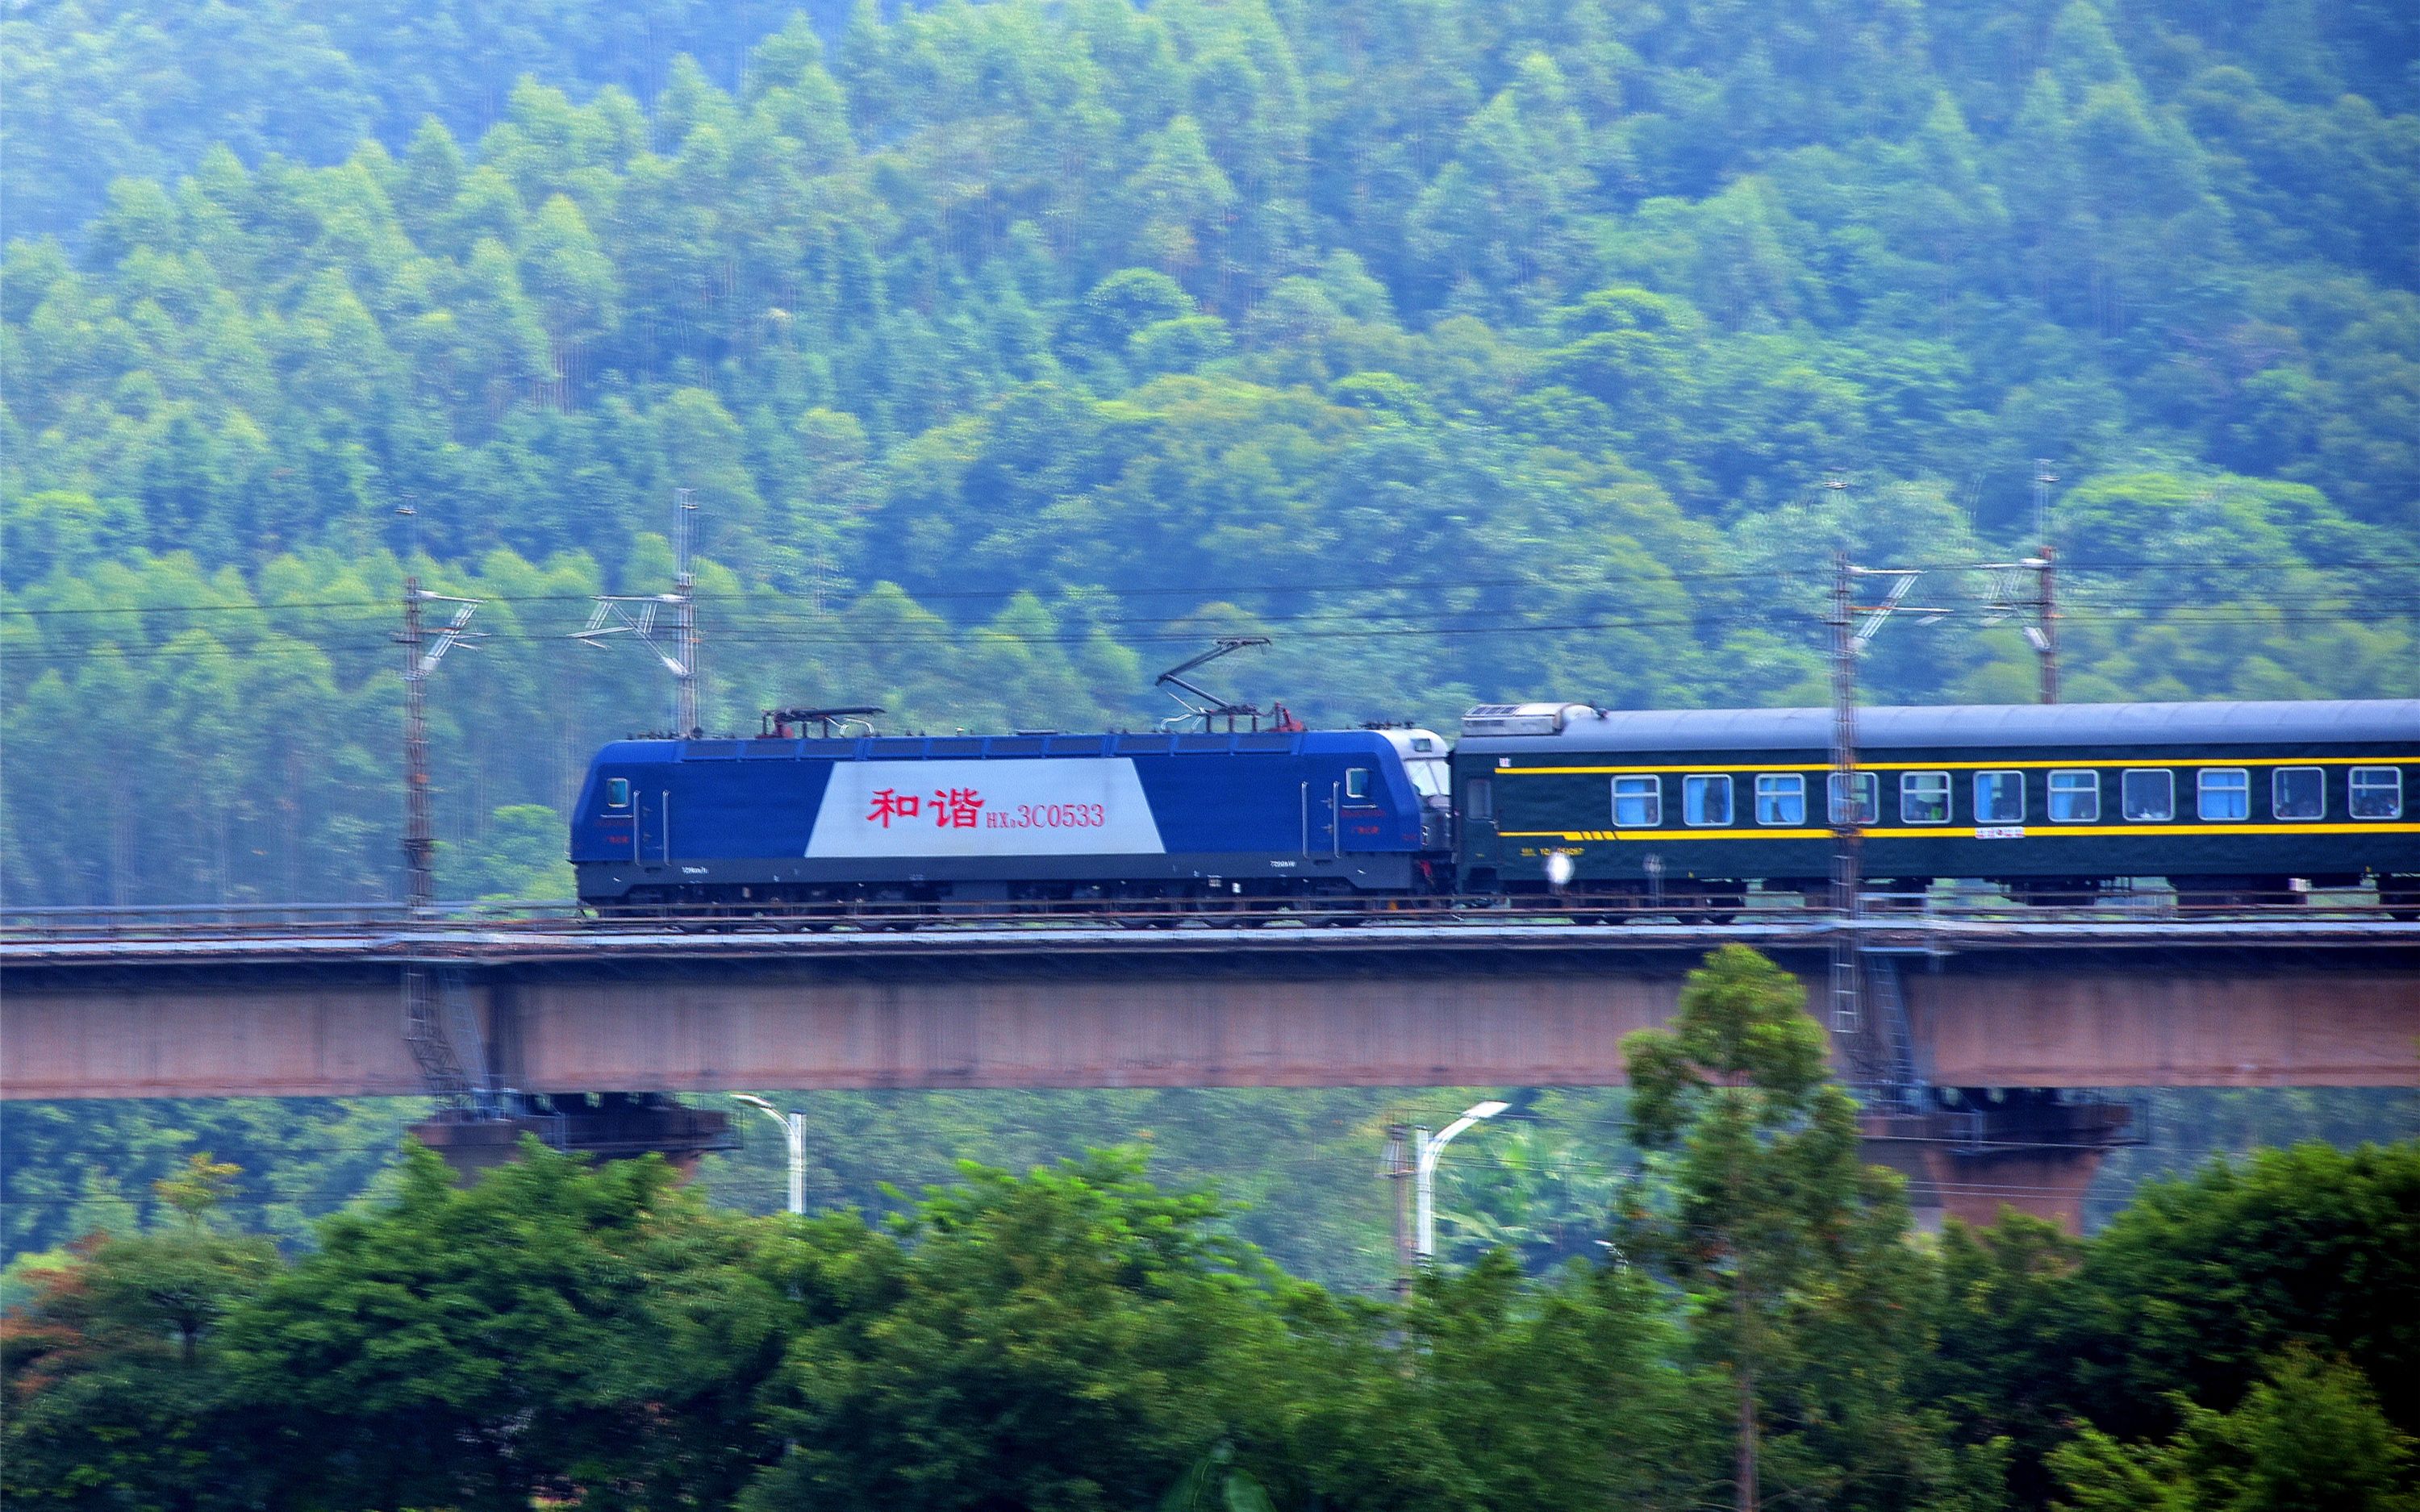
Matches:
[1454,700,2420,755]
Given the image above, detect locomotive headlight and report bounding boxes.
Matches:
[1544,852,1576,890]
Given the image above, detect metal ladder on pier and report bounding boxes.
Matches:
[1866,952,1923,1114]
[403,962,503,1117]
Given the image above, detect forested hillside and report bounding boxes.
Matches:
[5,0,2418,908]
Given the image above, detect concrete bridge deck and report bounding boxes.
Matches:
[6,916,2416,1101]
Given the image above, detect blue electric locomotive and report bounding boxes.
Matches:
[571,725,1454,911]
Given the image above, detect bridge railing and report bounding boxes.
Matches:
[0,899,582,938]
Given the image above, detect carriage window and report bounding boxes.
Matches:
[2272,767,2325,821]
[1465,778,1494,822]
[1901,771,1951,824]
[605,777,631,809]
[2122,768,2175,822]
[1755,774,1805,825]
[1974,770,2025,824]
[1683,774,1733,826]
[2351,766,2403,819]
[1612,775,1662,827]
[1345,767,1370,801]
[2048,769,2100,823]
[1828,772,1879,825]
[2198,768,2250,820]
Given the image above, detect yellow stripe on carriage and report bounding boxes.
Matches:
[1499,823,2420,842]
[1501,755,2420,776]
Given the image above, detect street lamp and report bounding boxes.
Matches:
[1416,1099,1509,1264]
[731,1093,804,1215]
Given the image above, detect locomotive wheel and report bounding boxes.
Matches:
[1116,897,1179,928]
[1583,893,1636,924]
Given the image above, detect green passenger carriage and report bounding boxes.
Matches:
[1452,700,2420,914]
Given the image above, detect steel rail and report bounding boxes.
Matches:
[2,891,2407,933]
[6,914,2418,967]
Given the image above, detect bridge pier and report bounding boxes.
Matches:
[1861,1090,2138,1234]
[408,1092,737,1181]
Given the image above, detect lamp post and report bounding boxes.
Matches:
[732,1093,804,1215]
[1415,1099,1509,1265]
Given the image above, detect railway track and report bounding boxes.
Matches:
[6,895,2418,958]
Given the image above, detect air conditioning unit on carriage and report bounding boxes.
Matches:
[1459,702,1599,737]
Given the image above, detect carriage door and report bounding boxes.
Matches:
[637,785,670,863]
[1300,781,1338,856]
[1462,776,1496,864]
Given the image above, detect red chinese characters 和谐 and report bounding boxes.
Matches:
[864,787,987,829]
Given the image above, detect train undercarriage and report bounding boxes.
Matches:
[586,869,2420,924]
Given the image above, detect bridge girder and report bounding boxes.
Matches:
[5,927,2415,1100]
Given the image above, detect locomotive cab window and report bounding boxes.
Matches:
[1465,778,1494,823]
[2048,770,2099,823]
[1974,770,2024,825]
[1829,772,1879,825]
[1901,771,1951,824]
[1683,774,1733,826]
[2272,767,2325,821]
[605,777,631,809]
[1345,767,1371,802]
[2351,766,2403,819]
[2122,768,2175,822]
[1755,774,1805,825]
[1611,775,1662,827]
[2198,768,2250,820]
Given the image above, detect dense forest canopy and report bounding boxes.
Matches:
[3,0,2417,907]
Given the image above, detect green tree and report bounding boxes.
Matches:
[1621,945,1985,1512]
[740,1148,1273,1511]
[226,1140,791,1510]
[2049,1349,2418,1512]
[153,1152,241,1230]
[2067,1139,2420,1443]
[438,803,575,900]
[1128,116,1238,285]
[2,1158,278,1506]
[1926,1214,2090,1507]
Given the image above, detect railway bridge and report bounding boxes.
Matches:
[6,909,2417,1230]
